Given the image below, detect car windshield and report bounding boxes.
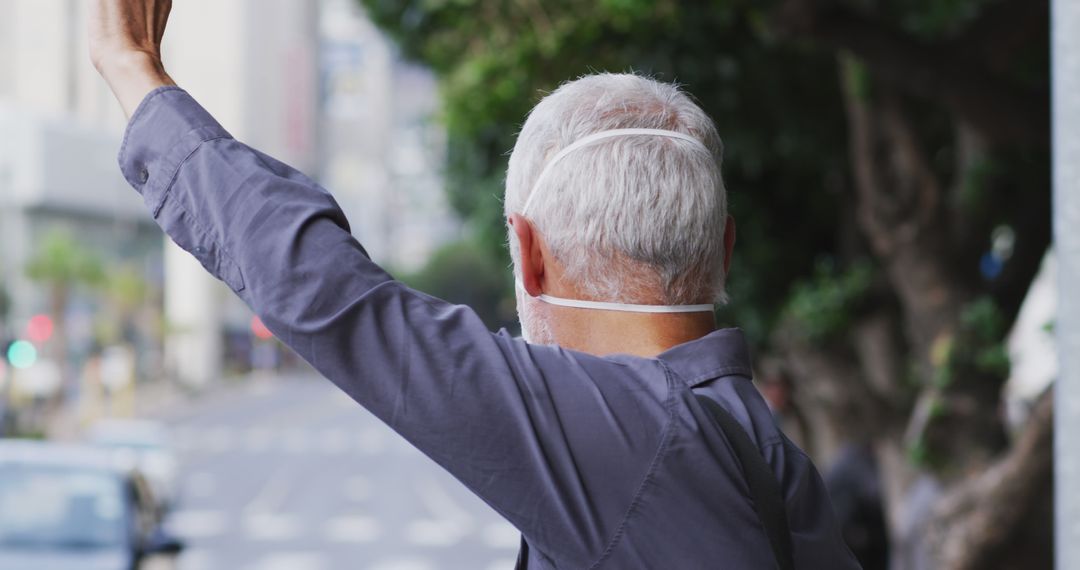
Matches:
[0,465,126,550]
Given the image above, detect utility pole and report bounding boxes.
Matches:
[1054,0,1080,567]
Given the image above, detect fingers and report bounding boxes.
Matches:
[154,0,172,47]
[87,0,173,75]
[92,0,171,55]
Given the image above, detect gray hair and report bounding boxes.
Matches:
[504,73,729,305]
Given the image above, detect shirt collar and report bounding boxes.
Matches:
[656,327,754,387]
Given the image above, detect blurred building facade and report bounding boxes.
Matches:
[0,0,161,400]
[0,0,455,393]
[319,0,459,273]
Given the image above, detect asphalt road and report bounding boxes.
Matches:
[157,374,521,570]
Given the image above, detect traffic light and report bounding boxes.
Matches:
[251,316,274,340]
[26,314,53,344]
[5,340,37,370]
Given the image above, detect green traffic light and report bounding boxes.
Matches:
[7,341,37,370]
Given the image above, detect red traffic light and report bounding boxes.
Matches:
[251,316,274,340]
[26,314,53,344]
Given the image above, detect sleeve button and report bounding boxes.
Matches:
[138,168,149,184]
[194,246,206,255]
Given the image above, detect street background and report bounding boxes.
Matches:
[154,375,520,570]
[0,1,1056,569]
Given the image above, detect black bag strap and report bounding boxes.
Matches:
[696,395,795,570]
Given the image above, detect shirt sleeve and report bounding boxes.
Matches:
[118,86,669,566]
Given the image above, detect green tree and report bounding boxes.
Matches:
[362,0,1051,567]
[96,264,149,346]
[399,239,518,331]
[25,231,105,402]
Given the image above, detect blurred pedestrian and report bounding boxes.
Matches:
[756,358,813,454]
[824,444,889,570]
[88,1,860,567]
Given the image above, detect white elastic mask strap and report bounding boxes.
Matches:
[519,128,711,216]
[515,280,713,314]
[516,128,714,313]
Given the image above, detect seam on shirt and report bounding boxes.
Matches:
[156,185,245,291]
[688,374,787,450]
[684,364,754,386]
[759,436,786,448]
[586,361,678,570]
[150,132,231,218]
[118,86,186,177]
[153,137,245,291]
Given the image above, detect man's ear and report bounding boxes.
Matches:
[722,215,736,275]
[508,213,544,296]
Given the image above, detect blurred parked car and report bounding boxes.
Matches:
[0,440,183,570]
[86,420,178,510]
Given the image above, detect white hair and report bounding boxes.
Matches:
[505,72,729,306]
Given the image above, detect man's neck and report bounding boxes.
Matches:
[550,308,717,358]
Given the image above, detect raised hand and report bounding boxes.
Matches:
[87,0,176,118]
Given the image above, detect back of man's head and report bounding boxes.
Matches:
[505,73,728,306]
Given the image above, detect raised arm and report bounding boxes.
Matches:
[88,3,671,566]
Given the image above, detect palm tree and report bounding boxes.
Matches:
[25,231,104,406]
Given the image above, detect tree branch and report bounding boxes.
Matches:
[927,388,1054,570]
[840,69,961,355]
[773,0,1049,148]
[948,0,1050,76]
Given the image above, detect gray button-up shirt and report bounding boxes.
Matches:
[119,86,860,569]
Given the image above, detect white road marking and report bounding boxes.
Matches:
[406,519,467,546]
[247,380,275,396]
[184,471,215,499]
[482,521,521,549]
[343,476,371,502]
[175,547,216,570]
[283,428,309,453]
[367,558,435,570]
[141,555,181,570]
[244,468,295,516]
[244,427,273,453]
[418,476,473,525]
[173,427,195,452]
[245,551,327,570]
[355,428,386,454]
[406,476,475,546]
[166,509,227,539]
[333,390,357,408]
[318,427,349,454]
[244,513,302,541]
[242,465,300,541]
[323,515,382,542]
[206,426,235,454]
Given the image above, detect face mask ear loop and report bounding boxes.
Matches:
[520,128,712,217]
[515,280,714,314]
[515,128,716,314]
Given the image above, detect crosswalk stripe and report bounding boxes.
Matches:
[244,513,302,541]
[323,515,382,542]
[167,509,228,539]
[245,551,328,570]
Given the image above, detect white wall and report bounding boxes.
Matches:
[159,0,320,387]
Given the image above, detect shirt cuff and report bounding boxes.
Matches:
[118,86,232,216]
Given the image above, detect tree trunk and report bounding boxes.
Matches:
[768,56,1052,569]
[927,390,1054,570]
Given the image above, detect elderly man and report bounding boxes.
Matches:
[89,1,859,568]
